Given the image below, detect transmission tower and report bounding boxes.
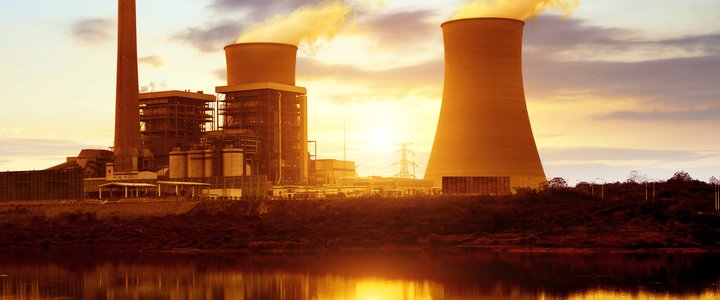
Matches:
[393,143,418,179]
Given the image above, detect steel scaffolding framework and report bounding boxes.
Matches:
[219,89,307,185]
[140,92,214,167]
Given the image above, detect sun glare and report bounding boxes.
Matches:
[354,278,434,300]
[362,123,400,155]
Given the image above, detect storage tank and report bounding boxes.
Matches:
[223,148,245,177]
[224,43,298,85]
[204,150,215,178]
[168,150,187,179]
[187,150,205,178]
[424,18,546,190]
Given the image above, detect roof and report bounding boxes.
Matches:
[45,160,80,171]
[139,90,216,101]
[216,82,307,94]
[99,182,158,188]
[157,181,212,186]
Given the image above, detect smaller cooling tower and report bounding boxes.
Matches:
[224,43,298,86]
[216,42,309,186]
[424,18,546,190]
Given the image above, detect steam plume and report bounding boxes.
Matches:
[453,0,580,20]
[237,1,352,46]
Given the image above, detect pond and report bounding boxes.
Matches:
[0,250,718,299]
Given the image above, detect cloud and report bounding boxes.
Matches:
[599,107,720,122]
[522,16,720,106]
[173,20,242,52]
[70,18,115,45]
[213,69,227,81]
[139,82,168,93]
[360,9,438,47]
[297,57,443,102]
[209,0,319,17]
[0,138,103,171]
[539,147,720,183]
[298,57,441,85]
[173,0,321,52]
[139,56,164,67]
[540,147,709,163]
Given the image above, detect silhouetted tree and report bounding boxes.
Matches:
[626,170,648,183]
[669,171,693,183]
[709,176,720,185]
[544,177,568,190]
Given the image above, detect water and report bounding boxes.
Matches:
[0,250,718,299]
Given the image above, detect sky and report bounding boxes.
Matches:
[0,0,719,184]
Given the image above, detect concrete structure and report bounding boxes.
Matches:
[425,18,546,190]
[0,169,84,201]
[442,176,511,196]
[216,43,309,186]
[139,90,215,168]
[47,149,114,178]
[114,0,143,172]
[311,159,356,186]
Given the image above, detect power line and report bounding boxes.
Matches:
[393,143,418,179]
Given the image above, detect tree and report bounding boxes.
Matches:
[709,176,720,185]
[669,171,692,182]
[545,177,568,189]
[626,170,648,183]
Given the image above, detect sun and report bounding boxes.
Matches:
[363,123,400,154]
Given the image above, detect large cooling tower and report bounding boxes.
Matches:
[424,18,546,189]
[224,43,298,85]
[113,0,140,172]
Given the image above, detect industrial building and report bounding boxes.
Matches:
[311,159,356,186]
[425,18,547,191]
[139,90,215,168]
[216,43,309,186]
[1,5,548,201]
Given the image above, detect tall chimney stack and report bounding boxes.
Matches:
[424,18,546,190]
[114,0,140,172]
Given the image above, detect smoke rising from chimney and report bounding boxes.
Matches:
[236,1,352,46]
[453,0,579,20]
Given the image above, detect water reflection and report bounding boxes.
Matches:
[0,250,717,299]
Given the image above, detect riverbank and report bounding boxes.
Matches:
[0,190,718,252]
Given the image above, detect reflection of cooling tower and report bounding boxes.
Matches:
[224,43,298,85]
[424,18,546,190]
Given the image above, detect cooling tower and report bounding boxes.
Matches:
[113,0,140,172]
[217,42,308,185]
[424,18,546,190]
[224,43,298,86]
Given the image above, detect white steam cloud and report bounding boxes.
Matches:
[453,0,580,20]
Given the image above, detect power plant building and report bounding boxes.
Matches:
[139,90,215,168]
[425,18,546,191]
[216,43,309,186]
[311,159,356,186]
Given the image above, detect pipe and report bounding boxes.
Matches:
[277,90,283,185]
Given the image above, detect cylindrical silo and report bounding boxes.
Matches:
[223,148,245,177]
[424,18,546,190]
[204,150,215,178]
[168,150,187,179]
[187,150,205,178]
[224,43,298,85]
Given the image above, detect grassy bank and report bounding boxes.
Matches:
[0,184,718,251]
